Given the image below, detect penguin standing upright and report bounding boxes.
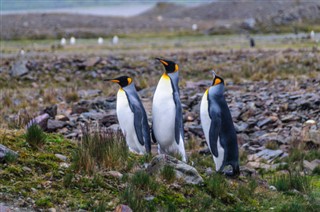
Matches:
[107,76,151,154]
[152,58,186,162]
[200,71,239,176]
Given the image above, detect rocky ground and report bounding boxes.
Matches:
[0,34,320,210]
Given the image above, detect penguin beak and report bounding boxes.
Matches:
[211,70,217,78]
[155,58,168,66]
[104,79,119,83]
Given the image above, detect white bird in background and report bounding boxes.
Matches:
[310,30,315,40]
[19,48,25,56]
[192,24,198,31]
[112,35,119,45]
[70,37,76,45]
[60,38,66,46]
[98,37,104,45]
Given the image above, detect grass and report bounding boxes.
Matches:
[25,124,47,150]
[271,172,312,194]
[1,129,320,210]
[160,165,176,183]
[72,127,130,175]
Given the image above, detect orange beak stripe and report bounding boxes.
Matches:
[111,79,120,83]
[160,60,168,66]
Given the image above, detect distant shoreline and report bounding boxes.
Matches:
[1,5,154,17]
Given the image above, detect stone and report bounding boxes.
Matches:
[234,122,249,133]
[78,89,102,98]
[55,154,67,161]
[303,159,320,171]
[22,166,32,173]
[26,113,50,130]
[43,105,58,118]
[0,144,18,162]
[103,171,123,179]
[10,59,29,77]
[81,111,106,120]
[48,208,56,212]
[269,185,277,191]
[107,124,121,132]
[147,154,203,185]
[257,116,277,128]
[83,57,101,67]
[114,204,132,212]
[47,120,68,132]
[254,149,284,162]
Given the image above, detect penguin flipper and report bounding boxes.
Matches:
[208,113,221,158]
[151,127,158,143]
[171,79,184,145]
[126,90,151,152]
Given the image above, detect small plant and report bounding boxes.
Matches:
[271,172,312,193]
[131,170,157,192]
[120,186,145,211]
[72,126,129,175]
[206,174,228,199]
[26,124,47,150]
[3,152,18,163]
[265,141,278,150]
[237,178,258,201]
[312,165,320,175]
[161,165,176,183]
[65,90,79,103]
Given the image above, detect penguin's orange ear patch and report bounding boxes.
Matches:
[175,64,179,72]
[214,78,222,85]
[127,77,132,84]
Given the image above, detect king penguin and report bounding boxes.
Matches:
[152,58,186,162]
[107,76,151,154]
[200,71,239,176]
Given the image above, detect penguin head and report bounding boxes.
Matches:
[211,71,224,86]
[105,76,132,88]
[156,58,179,74]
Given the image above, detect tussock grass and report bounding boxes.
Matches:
[271,172,312,194]
[64,88,79,103]
[161,165,176,183]
[26,124,47,150]
[72,126,129,175]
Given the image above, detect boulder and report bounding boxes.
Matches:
[0,144,18,162]
[114,204,132,212]
[10,59,29,77]
[47,120,68,132]
[147,154,203,185]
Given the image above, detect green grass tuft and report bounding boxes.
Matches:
[25,124,47,150]
[72,127,129,175]
[161,165,176,183]
[271,172,312,194]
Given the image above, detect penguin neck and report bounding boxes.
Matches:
[210,84,224,95]
[121,83,136,94]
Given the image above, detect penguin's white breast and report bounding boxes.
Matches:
[200,90,211,145]
[116,89,135,136]
[200,89,225,171]
[152,75,176,144]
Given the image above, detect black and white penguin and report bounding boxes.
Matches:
[200,71,239,176]
[152,58,186,162]
[107,76,151,154]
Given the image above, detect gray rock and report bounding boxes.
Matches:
[147,154,203,185]
[0,144,18,162]
[78,89,102,98]
[81,111,106,120]
[234,122,249,133]
[47,119,67,132]
[114,204,132,212]
[269,185,277,191]
[55,154,67,162]
[107,124,121,132]
[102,171,123,179]
[26,113,50,130]
[303,159,320,171]
[22,166,32,173]
[253,149,284,162]
[10,59,29,77]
